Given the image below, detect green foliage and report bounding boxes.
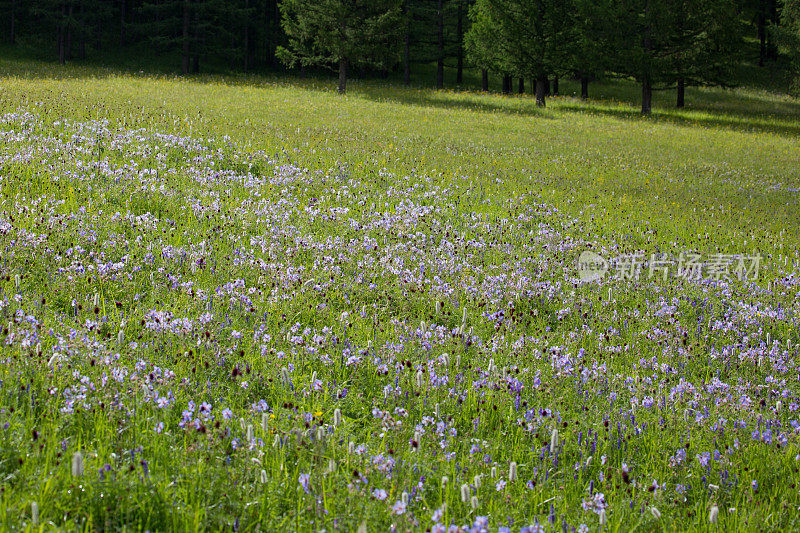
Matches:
[776,0,800,94]
[465,0,570,80]
[277,0,403,91]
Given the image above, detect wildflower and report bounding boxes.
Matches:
[650,506,661,519]
[392,500,407,515]
[550,428,559,453]
[431,504,446,522]
[461,482,471,502]
[31,501,38,524]
[598,508,607,526]
[299,472,311,493]
[709,505,719,524]
[333,408,343,428]
[260,470,268,484]
[474,474,482,489]
[71,451,84,478]
[470,495,479,510]
[373,488,388,500]
[509,461,518,482]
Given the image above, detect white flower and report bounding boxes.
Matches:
[550,429,559,453]
[71,451,84,477]
[460,483,470,502]
[709,505,719,524]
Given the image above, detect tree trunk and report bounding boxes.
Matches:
[535,76,547,107]
[456,0,463,84]
[676,78,685,108]
[120,0,126,47]
[436,0,444,89]
[66,2,73,61]
[481,69,489,91]
[552,76,559,95]
[191,7,200,73]
[518,78,524,94]
[767,0,778,59]
[544,78,550,96]
[580,76,589,99]
[642,0,652,114]
[264,0,276,67]
[757,1,766,66]
[78,0,86,60]
[9,0,15,45]
[641,75,652,115]
[58,3,66,64]
[243,0,250,71]
[403,23,410,85]
[502,75,512,95]
[338,57,348,94]
[182,0,190,74]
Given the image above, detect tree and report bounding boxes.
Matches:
[278,0,402,93]
[608,0,740,113]
[0,0,18,44]
[466,0,570,106]
[464,0,509,92]
[569,0,616,99]
[669,0,741,107]
[775,0,800,94]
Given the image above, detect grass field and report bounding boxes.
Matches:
[0,52,799,531]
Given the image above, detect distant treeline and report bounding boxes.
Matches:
[2,0,799,112]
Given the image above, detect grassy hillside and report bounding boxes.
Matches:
[0,54,799,531]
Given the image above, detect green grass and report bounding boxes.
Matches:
[0,52,799,532]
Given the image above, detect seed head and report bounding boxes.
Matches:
[71,451,84,478]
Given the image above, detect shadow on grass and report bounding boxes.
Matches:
[2,43,798,137]
[554,99,800,137]
[352,84,556,119]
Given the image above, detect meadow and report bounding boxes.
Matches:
[0,52,799,531]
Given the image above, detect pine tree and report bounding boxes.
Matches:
[465,0,570,106]
[277,0,403,93]
[775,0,800,94]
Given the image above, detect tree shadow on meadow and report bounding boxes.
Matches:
[352,80,800,138]
[2,45,798,138]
